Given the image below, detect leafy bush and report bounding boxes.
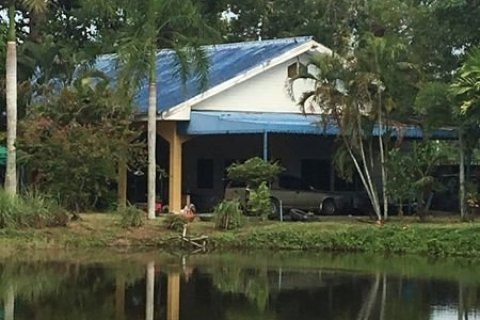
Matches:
[246,182,271,219]
[164,214,190,231]
[118,206,144,228]
[227,157,283,188]
[0,191,68,229]
[214,200,245,230]
[19,77,145,211]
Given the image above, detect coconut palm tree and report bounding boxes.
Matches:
[4,0,47,196]
[451,47,480,221]
[87,0,212,218]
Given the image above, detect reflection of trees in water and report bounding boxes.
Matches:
[4,286,14,320]
[0,261,144,320]
[210,264,480,320]
[210,264,270,312]
[145,262,155,320]
[458,281,479,320]
[225,304,275,320]
[355,274,480,320]
[1,258,480,320]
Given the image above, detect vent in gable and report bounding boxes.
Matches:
[287,62,307,78]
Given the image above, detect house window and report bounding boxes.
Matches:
[288,61,307,78]
[197,159,214,189]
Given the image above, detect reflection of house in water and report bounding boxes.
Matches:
[267,270,349,291]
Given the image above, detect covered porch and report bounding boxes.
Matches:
[127,111,456,213]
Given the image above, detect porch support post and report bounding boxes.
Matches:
[167,272,180,320]
[169,130,183,213]
[158,121,189,213]
[263,131,269,161]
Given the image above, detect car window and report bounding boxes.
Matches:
[278,175,311,190]
[226,180,246,188]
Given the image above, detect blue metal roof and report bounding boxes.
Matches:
[94,37,313,113]
[178,111,457,139]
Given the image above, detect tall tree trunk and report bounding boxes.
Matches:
[5,5,17,196]
[117,158,127,210]
[147,53,157,219]
[378,99,388,221]
[343,135,382,221]
[146,262,155,320]
[459,130,467,221]
[359,137,382,220]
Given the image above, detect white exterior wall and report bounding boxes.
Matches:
[192,54,318,114]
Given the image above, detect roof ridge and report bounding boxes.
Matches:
[97,36,314,59]
[201,36,314,50]
[157,36,314,53]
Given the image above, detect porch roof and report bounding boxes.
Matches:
[178,111,457,139]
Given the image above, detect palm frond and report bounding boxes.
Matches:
[22,0,47,13]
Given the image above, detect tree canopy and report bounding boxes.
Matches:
[1,0,480,214]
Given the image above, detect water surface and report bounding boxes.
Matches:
[0,251,478,319]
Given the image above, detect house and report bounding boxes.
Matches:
[96,36,455,213]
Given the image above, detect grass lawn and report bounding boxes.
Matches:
[0,213,479,257]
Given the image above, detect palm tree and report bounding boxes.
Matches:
[89,0,212,218]
[451,47,480,221]
[290,35,411,222]
[4,0,47,196]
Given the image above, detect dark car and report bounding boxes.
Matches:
[224,174,368,217]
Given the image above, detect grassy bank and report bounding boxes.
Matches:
[1,214,480,257]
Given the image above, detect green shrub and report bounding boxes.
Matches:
[0,191,68,229]
[164,214,190,231]
[118,206,144,228]
[214,200,245,230]
[19,79,145,212]
[227,157,283,188]
[246,182,271,219]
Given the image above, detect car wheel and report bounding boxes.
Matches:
[269,198,281,219]
[321,199,336,215]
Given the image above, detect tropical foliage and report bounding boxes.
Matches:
[118,205,145,228]
[386,142,450,218]
[19,76,144,211]
[214,199,245,230]
[0,190,68,228]
[246,181,271,219]
[0,0,480,223]
[290,33,416,221]
[227,157,283,188]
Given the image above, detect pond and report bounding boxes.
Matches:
[0,251,479,319]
